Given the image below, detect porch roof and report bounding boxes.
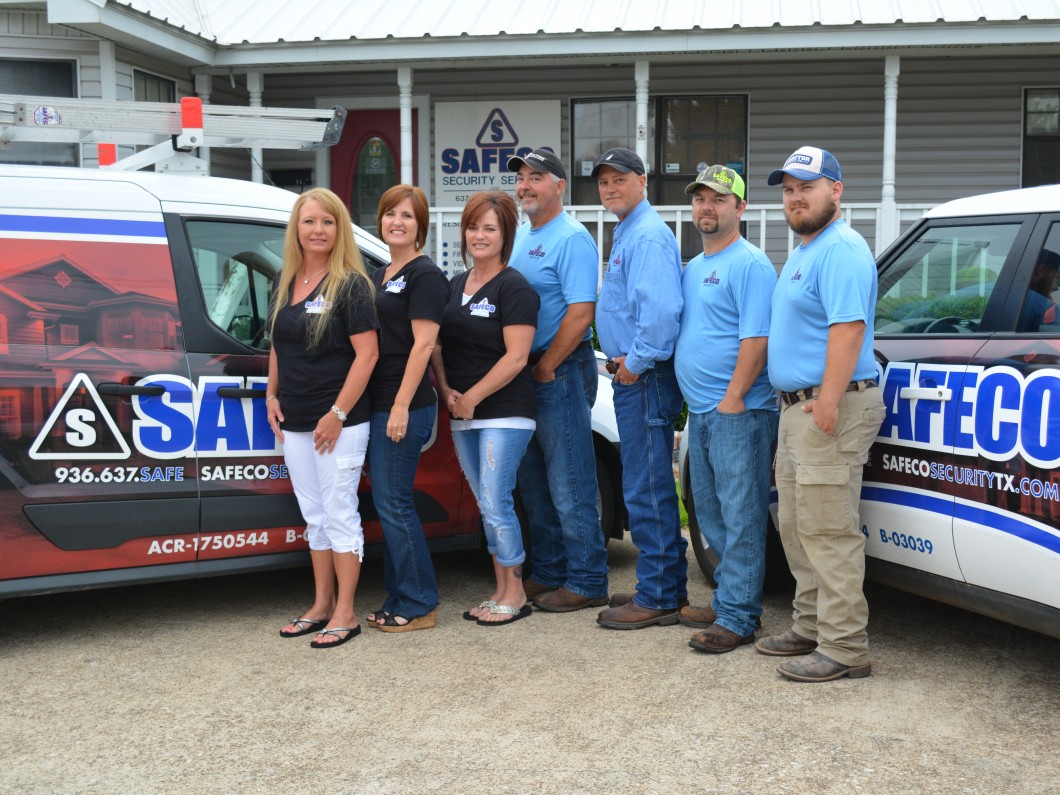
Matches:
[32,0,1060,69]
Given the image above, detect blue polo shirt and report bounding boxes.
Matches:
[596,199,682,374]
[676,238,778,413]
[510,211,599,352]
[768,219,878,393]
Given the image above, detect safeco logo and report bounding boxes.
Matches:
[439,108,533,188]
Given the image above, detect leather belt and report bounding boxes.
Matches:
[779,379,877,407]
[528,339,593,367]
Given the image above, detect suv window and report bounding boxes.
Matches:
[1015,224,1060,333]
[185,220,286,349]
[875,222,1020,335]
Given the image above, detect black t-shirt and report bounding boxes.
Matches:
[270,274,379,431]
[439,266,539,421]
[368,254,448,411]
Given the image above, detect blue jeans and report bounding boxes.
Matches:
[610,359,688,610]
[686,408,779,636]
[368,405,439,617]
[517,344,609,598]
[452,426,533,567]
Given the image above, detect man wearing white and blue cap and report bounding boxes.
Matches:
[756,146,886,682]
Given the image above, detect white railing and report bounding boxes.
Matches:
[428,202,935,278]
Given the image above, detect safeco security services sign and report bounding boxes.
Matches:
[433,101,560,273]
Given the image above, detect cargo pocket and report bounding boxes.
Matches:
[795,463,853,535]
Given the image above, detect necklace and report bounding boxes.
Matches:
[301,267,327,284]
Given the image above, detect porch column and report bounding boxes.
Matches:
[194,73,212,174]
[879,55,901,251]
[398,67,413,185]
[635,61,649,169]
[247,71,264,183]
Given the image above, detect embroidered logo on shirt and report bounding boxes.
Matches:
[469,297,496,318]
[702,269,721,286]
[385,275,407,294]
[607,254,621,272]
[528,244,546,258]
[304,295,332,314]
[791,267,802,282]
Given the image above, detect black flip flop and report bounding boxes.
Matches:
[476,604,532,627]
[279,617,329,638]
[310,625,361,648]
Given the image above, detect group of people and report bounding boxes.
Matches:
[265,141,886,684]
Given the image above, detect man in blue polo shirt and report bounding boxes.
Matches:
[674,165,778,653]
[757,146,887,682]
[593,147,688,629]
[507,147,609,612]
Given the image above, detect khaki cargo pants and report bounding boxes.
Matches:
[774,386,887,667]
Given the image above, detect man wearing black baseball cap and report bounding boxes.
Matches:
[593,147,689,630]
[758,146,886,682]
[505,148,610,612]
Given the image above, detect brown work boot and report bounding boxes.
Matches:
[677,604,717,629]
[777,651,871,682]
[533,587,608,613]
[596,600,679,629]
[523,580,557,601]
[608,591,690,609]
[754,629,817,657]
[688,623,754,654]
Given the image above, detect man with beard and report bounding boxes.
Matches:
[674,165,778,653]
[757,146,886,681]
[506,147,609,612]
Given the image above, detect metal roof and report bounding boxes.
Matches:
[110,0,1060,45]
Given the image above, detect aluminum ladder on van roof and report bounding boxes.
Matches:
[0,94,346,174]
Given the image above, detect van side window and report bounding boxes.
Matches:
[185,220,286,349]
[875,223,1020,335]
[1015,225,1060,333]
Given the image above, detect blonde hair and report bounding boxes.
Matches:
[268,187,374,349]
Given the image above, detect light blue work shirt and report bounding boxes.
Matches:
[676,237,778,413]
[510,211,599,352]
[596,199,682,374]
[768,219,879,393]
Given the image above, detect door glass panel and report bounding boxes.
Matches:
[1015,224,1060,332]
[875,223,1021,334]
[352,136,397,236]
[185,220,286,349]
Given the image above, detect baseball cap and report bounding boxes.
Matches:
[507,148,566,180]
[767,146,842,186]
[685,165,746,201]
[591,147,646,178]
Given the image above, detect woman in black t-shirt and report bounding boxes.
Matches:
[432,191,539,627]
[365,185,447,633]
[267,188,379,649]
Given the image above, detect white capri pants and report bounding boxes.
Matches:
[282,422,369,558]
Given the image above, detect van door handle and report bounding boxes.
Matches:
[899,387,953,401]
[215,387,267,399]
[97,383,166,397]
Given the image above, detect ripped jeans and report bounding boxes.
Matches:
[452,426,533,568]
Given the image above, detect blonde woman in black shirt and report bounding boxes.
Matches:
[268,188,379,649]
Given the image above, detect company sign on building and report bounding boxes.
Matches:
[434,100,560,273]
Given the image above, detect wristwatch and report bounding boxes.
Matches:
[330,404,347,422]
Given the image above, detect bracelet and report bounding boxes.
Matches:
[330,404,347,422]
[265,395,278,403]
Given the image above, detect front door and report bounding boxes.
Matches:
[331,109,418,236]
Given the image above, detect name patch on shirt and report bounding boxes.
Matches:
[385,275,407,294]
[469,297,496,318]
[304,296,332,314]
